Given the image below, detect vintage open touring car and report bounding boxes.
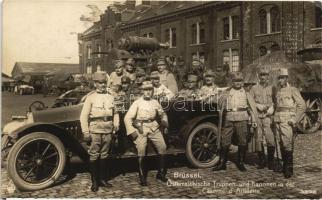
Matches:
[1,96,222,191]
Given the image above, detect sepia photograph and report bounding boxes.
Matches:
[1,0,322,198]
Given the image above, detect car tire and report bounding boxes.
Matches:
[7,132,66,191]
[186,122,220,168]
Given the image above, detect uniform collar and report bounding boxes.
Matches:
[96,89,107,94]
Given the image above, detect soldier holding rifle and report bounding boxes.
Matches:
[273,68,305,178]
[249,68,282,171]
[213,72,258,172]
[124,81,169,186]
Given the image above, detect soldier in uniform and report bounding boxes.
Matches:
[213,72,258,172]
[150,70,174,100]
[129,67,146,101]
[156,59,178,94]
[108,60,124,87]
[273,68,305,178]
[198,69,218,101]
[124,59,137,83]
[80,71,120,192]
[249,68,280,170]
[114,76,136,156]
[175,74,199,100]
[124,81,169,186]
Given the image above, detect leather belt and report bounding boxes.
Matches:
[136,119,154,123]
[227,108,248,112]
[276,107,293,112]
[90,116,113,122]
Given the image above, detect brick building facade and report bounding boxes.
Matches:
[78,1,322,74]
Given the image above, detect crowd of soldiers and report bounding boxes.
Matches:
[79,56,306,192]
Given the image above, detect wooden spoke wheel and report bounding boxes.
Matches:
[297,98,321,134]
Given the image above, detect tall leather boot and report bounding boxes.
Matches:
[99,159,113,187]
[138,157,147,186]
[89,160,99,192]
[237,145,247,172]
[284,150,293,178]
[267,146,275,170]
[156,155,168,182]
[257,151,266,169]
[212,147,228,171]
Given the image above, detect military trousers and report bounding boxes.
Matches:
[134,129,167,157]
[275,122,294,152]
[221,120,248,148]
[89,133,112,161]
[255,117,275,151]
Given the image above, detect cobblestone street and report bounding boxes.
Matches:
[1,130,321,198]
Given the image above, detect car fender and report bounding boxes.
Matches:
[179,114,218,144]
[9,122,89,162]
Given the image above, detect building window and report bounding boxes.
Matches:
[106,40,113,51]
[143,33,153,38]
[259,46,268,56]
[223,16,239,40]
[223,49,239,72]
[232,16,239,39]
[231,50,239,72]
[199,23,205,43]
[191,24,197,44]
[96,44,101,58]
[96,64,101,72]
[191,22,205,44]
[259,6,281,34]
[165,28,177,48]
[87,45,92,59]
[199,52,205,64]
[316,4,322,28]
[192,52,206,63]
[259,9,267,34]
[270,7,281,32]
[86,64,92,74]
[223,17,229,40]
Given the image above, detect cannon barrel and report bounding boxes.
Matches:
[118,36,169,52]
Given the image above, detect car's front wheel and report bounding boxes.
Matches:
[7,132,66,191]
[186,122,220,168]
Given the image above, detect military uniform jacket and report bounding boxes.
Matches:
[123,70,136,83]
[157,70,178,94]
[153,84,174,100]
[176,88,199,100]
[249,84,274,118]
[273,84,305,123]
[198,84,218,100]
[108,72,123,87]
[124,97,168,136]
[220,87,259,123]
[80,91,117,134]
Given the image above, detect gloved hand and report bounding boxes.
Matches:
[163,127,168,135]
[130,131,139,141]
[256,104,268,112]
[288,119,296,127]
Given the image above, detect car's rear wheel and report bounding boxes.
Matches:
[186,122,220,168]
[7,132,66,191]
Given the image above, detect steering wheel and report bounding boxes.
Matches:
[29,101,46,112]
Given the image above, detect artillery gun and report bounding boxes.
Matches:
[113,36,169,73]
[242,49,322,134]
